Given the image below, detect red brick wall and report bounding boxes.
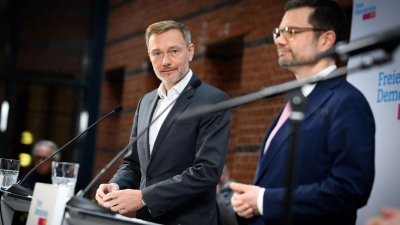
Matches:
[97,0,354,185]
[17,2,90,76]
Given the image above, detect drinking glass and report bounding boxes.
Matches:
[51,161,79,198]
[0,158,20,190]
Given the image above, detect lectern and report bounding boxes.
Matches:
[63,205,161,225]
[0,191,31,225]
[0,190,160,225]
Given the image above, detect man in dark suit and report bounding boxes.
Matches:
[95,20,231,225]
[230,1,375,224]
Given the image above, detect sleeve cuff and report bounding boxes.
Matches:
[257,188,265,216]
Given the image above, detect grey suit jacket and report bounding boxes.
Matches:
[110,74,231,225]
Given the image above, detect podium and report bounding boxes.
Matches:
[1,189,161,225]
[0,191,31,225]
[63,205,161,225]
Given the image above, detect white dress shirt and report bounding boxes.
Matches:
[148,70,193,154]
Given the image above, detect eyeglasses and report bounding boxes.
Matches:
[273,27,327,42]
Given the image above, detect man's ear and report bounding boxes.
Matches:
[320,30,336,52]
[188,43,194,62]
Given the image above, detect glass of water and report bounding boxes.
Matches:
[0,158,20,190]
[51,161,79,198]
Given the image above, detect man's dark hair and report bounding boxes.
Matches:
[284,0,349,44]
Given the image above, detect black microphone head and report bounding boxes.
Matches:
[113,105,123,113]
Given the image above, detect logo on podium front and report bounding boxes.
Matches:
[38,217,47,225]
[26,183,69,225]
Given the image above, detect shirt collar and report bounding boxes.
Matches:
[301,65,337,97]
[157,70,193,99]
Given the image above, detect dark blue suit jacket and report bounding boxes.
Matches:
[248,76,375,225]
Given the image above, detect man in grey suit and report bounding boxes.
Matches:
[95,20,231,225]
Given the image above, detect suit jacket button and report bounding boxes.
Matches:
[146,176,152,180]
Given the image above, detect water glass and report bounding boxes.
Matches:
[51,161,79,198]
[0,158,20,190]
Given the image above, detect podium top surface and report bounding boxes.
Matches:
[65,205,162,225]
[1,190,32,213]
[1,189,32,202]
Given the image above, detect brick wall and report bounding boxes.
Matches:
[97,0,354,186]
[17,1,90,76]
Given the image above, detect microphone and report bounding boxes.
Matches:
[318,24,400,60]
[7,105,123,197]
[66,80,201,214]
[179,65,361,122]
[179,84,284,121]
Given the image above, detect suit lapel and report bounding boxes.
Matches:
[254,77,341,184]
[303,76,341,122]
[254,113,280,183]
[144,93,160,163]
[148,76,198,163]
[254,113,290,184]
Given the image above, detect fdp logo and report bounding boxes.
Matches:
[354,2,377,20]
[38,217,47,225]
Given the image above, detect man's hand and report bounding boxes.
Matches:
[230,182,261,218]
[102,189,145,215]
[95,183,119,206]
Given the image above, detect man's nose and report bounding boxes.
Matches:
[274,33,287,46]
[162,54,171,66]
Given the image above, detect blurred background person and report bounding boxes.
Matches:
[12,140,59,225]
[217,163,238,225]
[21,140,59,190]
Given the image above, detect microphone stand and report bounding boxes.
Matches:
[179,52,393,121]
[282,88,307,225]
[67,80,201,214]
[6,105,123,197]
[180,52,395,225]
[66,142,134,214]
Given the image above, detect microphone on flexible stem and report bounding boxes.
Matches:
[317,24,400,61]
[66,80,201,214]
[6,105,123,197]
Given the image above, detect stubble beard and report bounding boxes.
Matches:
[155,70,187,85]
[154,63,189,85]
[278,52,319,68]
